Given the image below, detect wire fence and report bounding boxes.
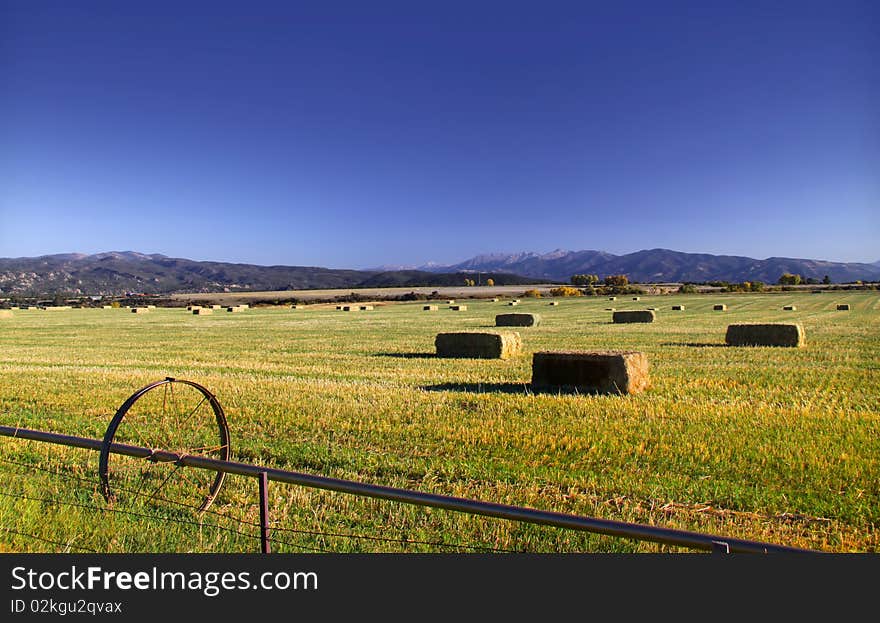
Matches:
[0,424,816,554]
[0,451,522,554]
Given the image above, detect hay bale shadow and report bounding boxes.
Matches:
[373,352,437,359]
[421,382,531,394]
[421,382,617,396]
[660,342,729,348]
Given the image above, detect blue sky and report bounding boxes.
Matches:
[1,1,877,268]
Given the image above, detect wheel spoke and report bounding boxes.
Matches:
[103,379,229,513]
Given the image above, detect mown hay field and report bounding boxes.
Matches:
[0,291,878,553]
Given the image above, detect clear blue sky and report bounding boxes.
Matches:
[2,1,878,268]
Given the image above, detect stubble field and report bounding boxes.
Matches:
[0,291,877,553]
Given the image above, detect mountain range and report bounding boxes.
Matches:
[412,249,880,284]
[1,249,878,297]
[0,252,539,297]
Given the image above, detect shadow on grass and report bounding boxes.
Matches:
[421,382,614,396]
[373,352,436,359]
[660,342,729,348]
[421,382,531,394]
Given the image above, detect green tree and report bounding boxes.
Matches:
[485,278,494,287]
[570,274,598,286]
[604,274,629,287]
[822,275,831,284]
[778,273,802,286]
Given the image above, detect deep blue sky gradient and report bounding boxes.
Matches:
[2,1,878,267]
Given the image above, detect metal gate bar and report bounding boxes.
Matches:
[0,424,812,554]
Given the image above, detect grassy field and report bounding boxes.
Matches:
[0,291,878,553]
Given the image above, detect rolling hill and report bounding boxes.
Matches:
[0,252,544,296]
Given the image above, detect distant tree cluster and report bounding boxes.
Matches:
[570,274,599,286]
[549,286,582,297]
[603,274,629,287]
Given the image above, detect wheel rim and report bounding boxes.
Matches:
[99,378,230,512]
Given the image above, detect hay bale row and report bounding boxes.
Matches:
[612,310,655,323]
[725,323,805,347]
[531,351,650,395]
[495,313,540,327]
[435,332,521,359]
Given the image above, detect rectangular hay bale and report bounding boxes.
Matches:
[671,305,685,310]
[435,331,521,359]
[193,308,212,315]
[131,307,148,314]
[226,306,243,312]
[836,304,850,310]
[548,301,559,306]
[449,305,467,311]
[713,304,727,311]
[359,305,374,311]
[423,305,438,311]
[508,301,519,306]
[531,351,650,395]
[495,313,540,327]
[612,310,655,323]
[782,305,797,311]
[725,323,805,347]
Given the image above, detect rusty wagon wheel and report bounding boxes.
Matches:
[99,378,231,512]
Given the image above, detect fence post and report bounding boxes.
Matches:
[259,471,270,553]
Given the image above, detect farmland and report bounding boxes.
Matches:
[0,291,878,553]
